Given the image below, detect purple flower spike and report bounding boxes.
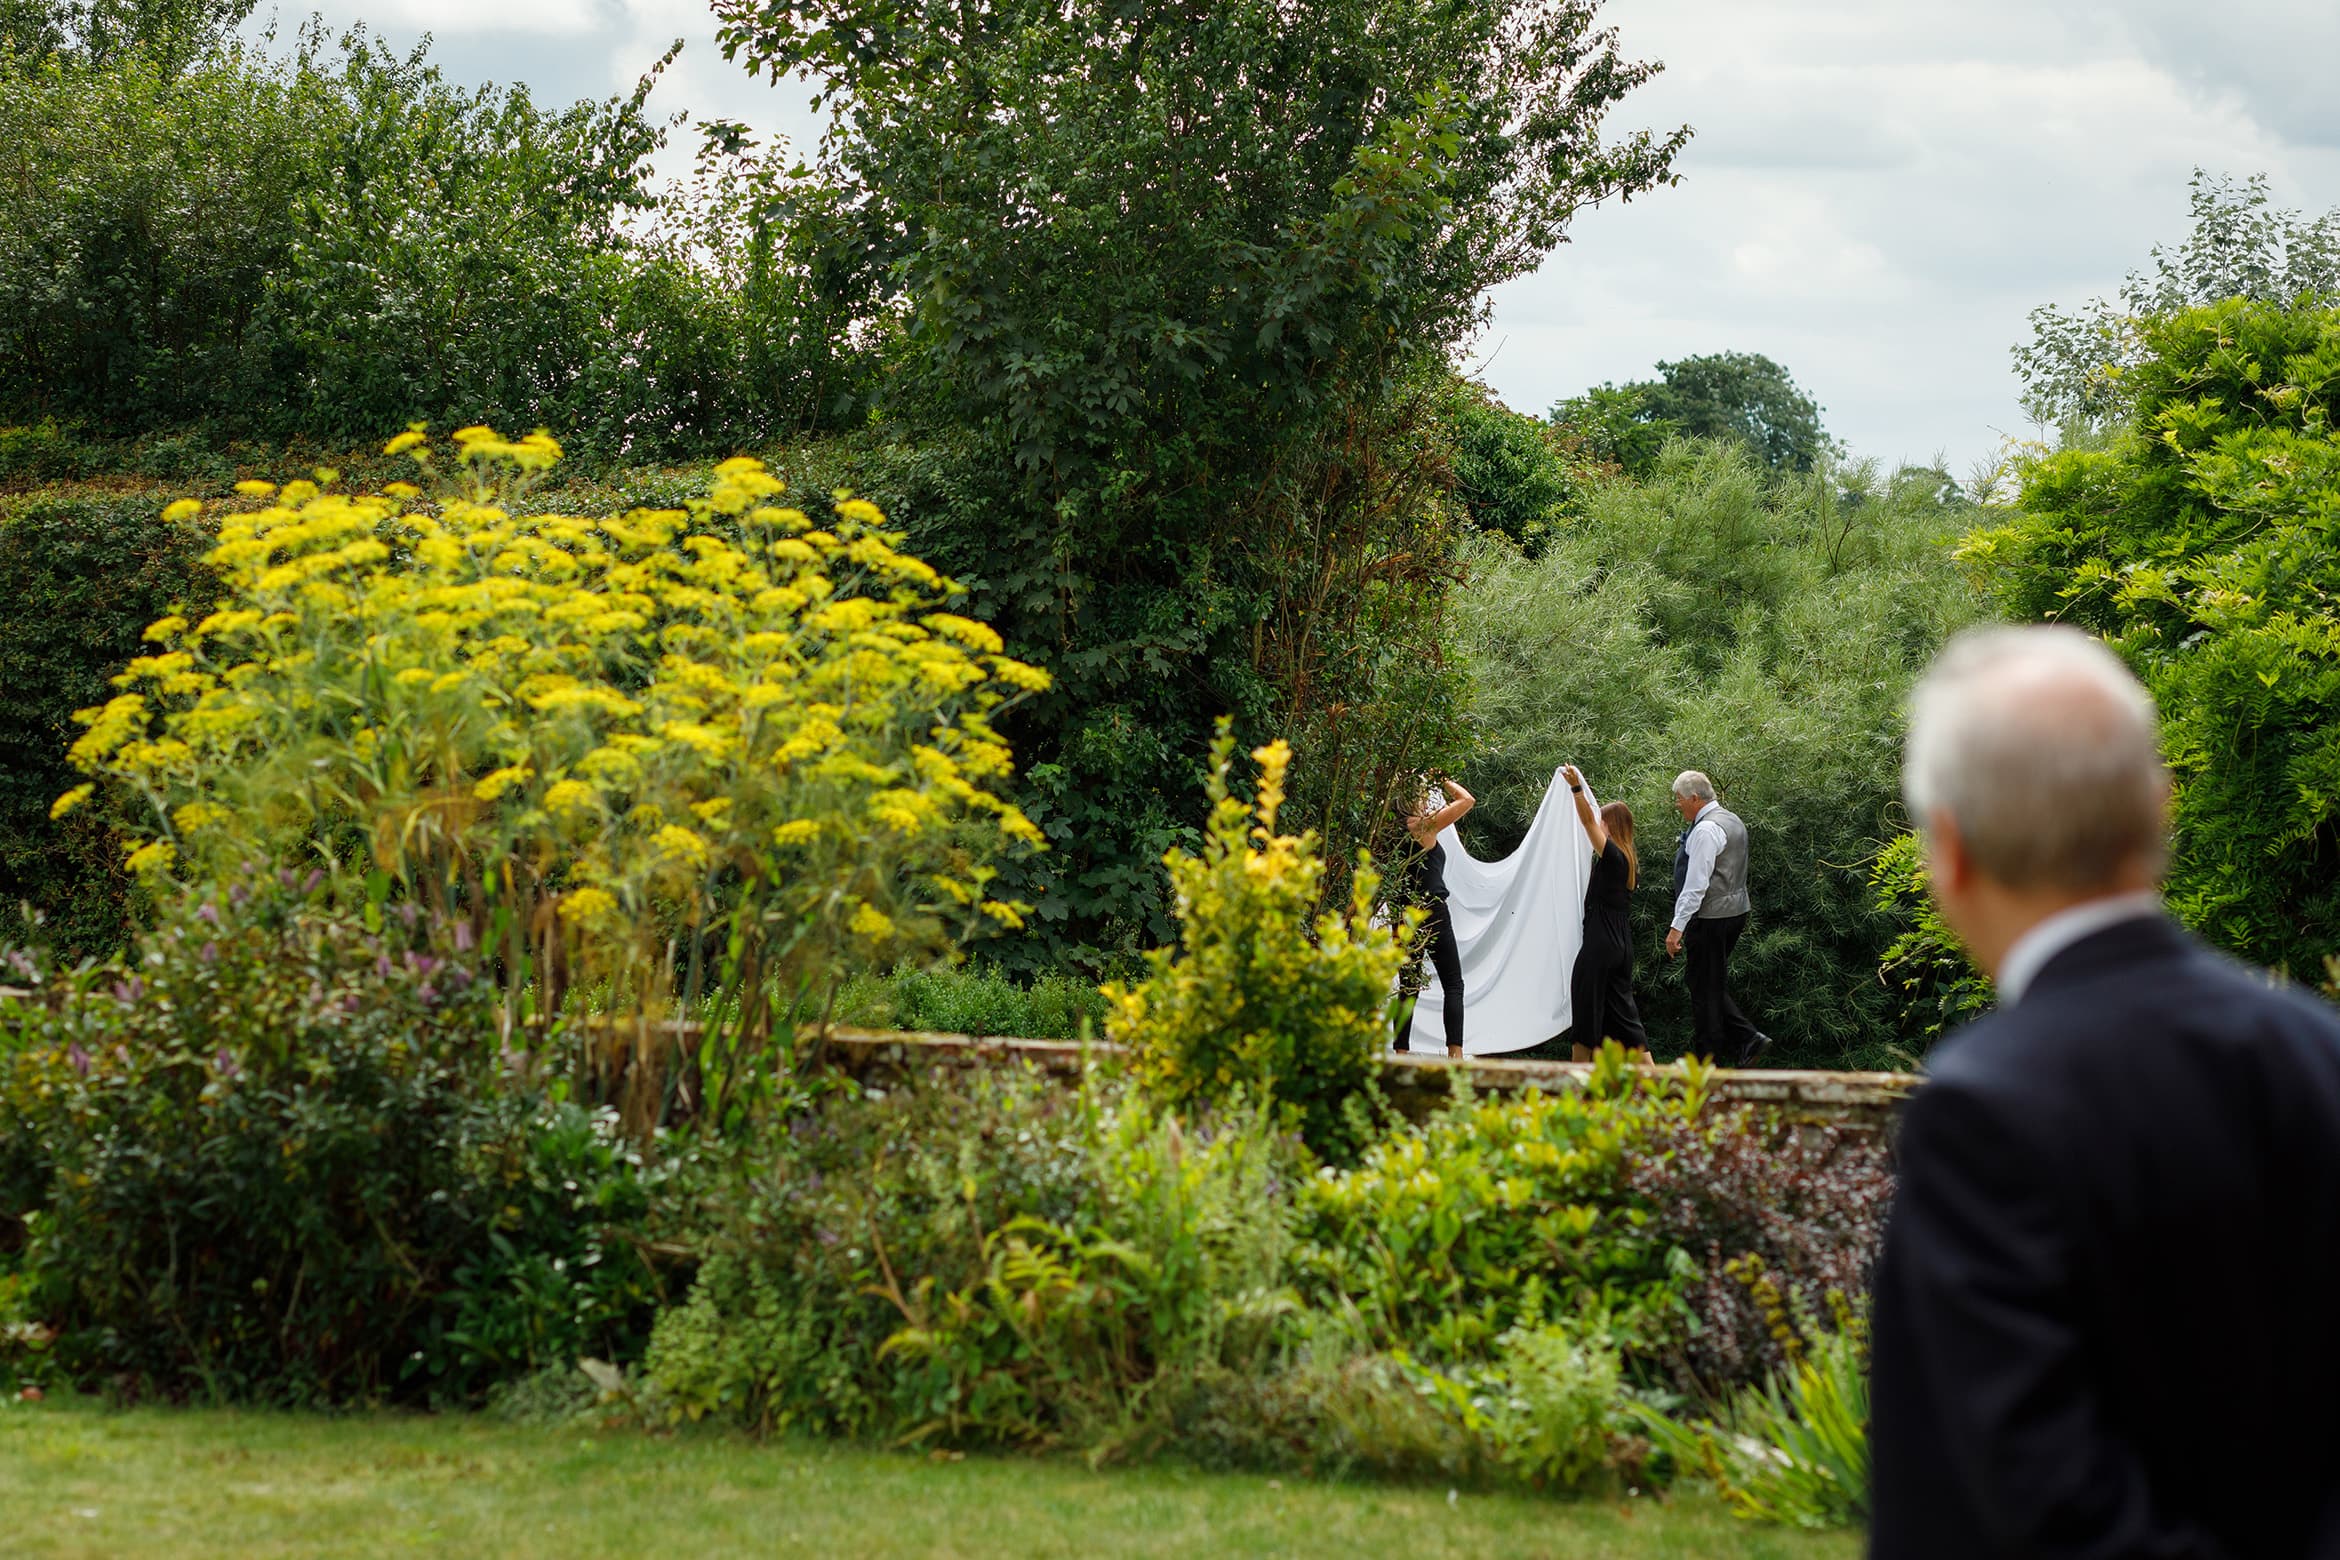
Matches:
[196,902,220,926]
[199,941,219,964]
[67,1042,90,1077]
[454,921,474,952]
[215,1050,240,1078]
[303,868,325,894]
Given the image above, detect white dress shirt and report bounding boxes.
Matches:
[1671,801,1725,931]
[1994,891,2165,1006]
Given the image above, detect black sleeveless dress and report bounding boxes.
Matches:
[1569,839,1648,1052]
[1407,839,1465,1052]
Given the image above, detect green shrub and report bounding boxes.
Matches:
[1476,1322,1628,1491]
[0,877,680,1404]
[833,964,1107,1040]
[643,1073,1306,1451]
[635,1046,1894,1498]
[1296,1047,1704,1363]
[641,1065,1109,1437]
[1106,725,1406,1162]
[1866,831,1991,1046]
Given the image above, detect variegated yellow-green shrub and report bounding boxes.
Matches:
[1105,721,1411,1162]
[54,426,1049,1128]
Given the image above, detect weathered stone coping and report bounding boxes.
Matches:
[814,1026,1920,1134]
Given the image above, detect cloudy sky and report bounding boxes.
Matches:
[255,0,2340,475]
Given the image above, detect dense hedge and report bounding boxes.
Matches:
[0,491,213,955]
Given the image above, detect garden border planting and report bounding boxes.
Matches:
[816,1027,1920,1135]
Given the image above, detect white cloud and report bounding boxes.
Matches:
[1472,0,2340,471]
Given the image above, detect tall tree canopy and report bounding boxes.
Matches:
[0,0,254,73]
[714,0,1688,964]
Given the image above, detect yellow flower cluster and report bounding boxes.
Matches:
[65,428,1049,1024]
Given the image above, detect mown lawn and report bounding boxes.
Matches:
[0,1396,1861,1558]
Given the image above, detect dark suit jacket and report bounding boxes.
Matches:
[1869,915,2340,1559]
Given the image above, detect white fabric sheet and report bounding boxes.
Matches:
[1404,767,1590,1055]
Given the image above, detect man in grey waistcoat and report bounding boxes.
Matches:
[1664,770,1773,1065]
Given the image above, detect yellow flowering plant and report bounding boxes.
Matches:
[1104,720,1410,1161]
[59,426,1049,1128]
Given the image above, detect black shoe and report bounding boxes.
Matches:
[1736,1032,1775,1068]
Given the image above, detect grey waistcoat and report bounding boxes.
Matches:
[1699,806,1751,919]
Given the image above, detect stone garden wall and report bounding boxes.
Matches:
[815,1027,1920,1139]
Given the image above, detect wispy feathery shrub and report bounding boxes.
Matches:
[1452,439,1989,1067]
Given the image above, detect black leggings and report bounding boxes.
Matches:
[1424,899,1464,1051]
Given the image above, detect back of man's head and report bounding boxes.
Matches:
[1672,771,1716,804]
[1905,625,2168,892]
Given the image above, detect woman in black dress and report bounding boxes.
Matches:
[1401,775,1476,1058]
[1561,764,1653,1065]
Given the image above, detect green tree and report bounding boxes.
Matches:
[1639,352,1836,473]
[1552,353,1834,476]
[713,0,1689,967]
[2014,170,2340,430]
[1,0,254,74]
[1965,298,2340,975]
[1445,381,1599,552]
[1547,381,1674,481]
[0,27,854,451]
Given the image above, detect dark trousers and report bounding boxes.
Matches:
[1569,948,1648,1053]
[1684,912,1758,1063]
[1424,900,1464,1051]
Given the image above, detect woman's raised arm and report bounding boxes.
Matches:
[1424,776,1475,834]
[1561,764,1608,854]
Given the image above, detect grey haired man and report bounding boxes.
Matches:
[1664,771,1772,1065]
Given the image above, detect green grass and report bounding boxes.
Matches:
[0,1396,1861,1558]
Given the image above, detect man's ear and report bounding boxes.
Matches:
[1923,808,1971,898]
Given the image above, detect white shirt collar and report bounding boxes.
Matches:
[1995,891,2165,1006]
[1691,800,1718,827]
